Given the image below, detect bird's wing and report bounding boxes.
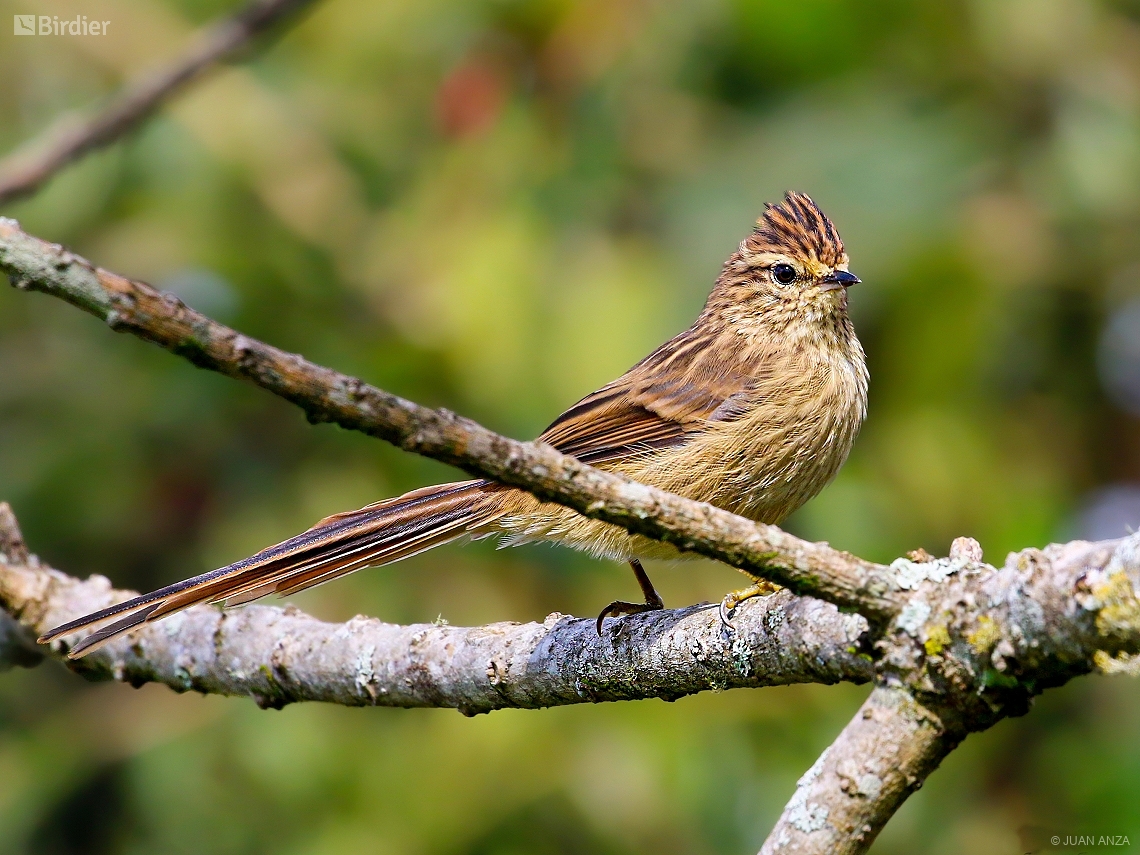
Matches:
[539,331,754,465]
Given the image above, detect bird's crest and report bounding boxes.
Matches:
[751,192,845,267]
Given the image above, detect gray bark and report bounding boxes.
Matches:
[0,547,871,713]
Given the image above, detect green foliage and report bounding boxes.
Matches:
[3,0,1140,852]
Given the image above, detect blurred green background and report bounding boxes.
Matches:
[3,0,1140,852]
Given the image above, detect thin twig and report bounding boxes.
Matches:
[0,502,28,565]
[0,0,322,205]
[0,217,904,621]
[0,504,40,669]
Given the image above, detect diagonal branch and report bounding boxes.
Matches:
[0,525,873,713]
[0,217,903,622]
[758,685,960,855]
[0,0,323,205]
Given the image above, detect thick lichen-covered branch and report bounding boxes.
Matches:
[6,514,1140,855]
[0,529,872,714]
[758,533,1140,855]
[0,217,901,621]
[0,0,322,205]
[758,685,959,855]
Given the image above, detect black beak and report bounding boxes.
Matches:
[822,269,860,290]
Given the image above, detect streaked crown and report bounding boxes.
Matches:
[748,191,846,267]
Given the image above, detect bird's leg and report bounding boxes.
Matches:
[595,559,665,634]
[719,565,782,627]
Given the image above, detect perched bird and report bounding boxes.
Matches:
[42,191,868,658]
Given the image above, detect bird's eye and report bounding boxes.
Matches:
[771,263,797,285]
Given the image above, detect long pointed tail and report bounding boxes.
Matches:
[40,480,501,658]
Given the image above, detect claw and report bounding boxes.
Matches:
[719,595,735,628]
[596,559,666,635]
[718,580,781,630]
[595,600,659,634]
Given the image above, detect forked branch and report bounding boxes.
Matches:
[5,223,1140,855]
[760,534,1140,853]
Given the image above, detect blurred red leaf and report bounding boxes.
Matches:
[436,57,506,139]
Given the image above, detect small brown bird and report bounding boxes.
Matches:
[42,191,867,658]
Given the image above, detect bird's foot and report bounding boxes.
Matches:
[595,558,666,635]
[595,600,664,634]
[718,580,782,628]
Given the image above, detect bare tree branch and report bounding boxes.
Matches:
[4,514,1140,853]
[757,534,1140,854]
[0,217,903,622]
[6,221,1140,853]
[0,524,873,713]
[758,685,959,855]
[0,0,322,205]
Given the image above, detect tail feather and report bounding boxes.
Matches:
[40,479,501,658]
[273,512,476,598]
[63,603,164,658]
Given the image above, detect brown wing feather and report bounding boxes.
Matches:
[539,328,754,464]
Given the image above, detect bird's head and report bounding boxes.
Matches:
[710,192,859,328]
